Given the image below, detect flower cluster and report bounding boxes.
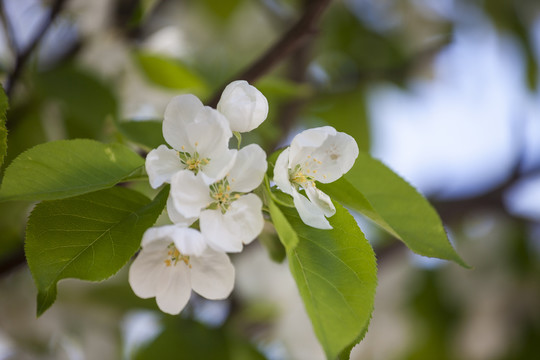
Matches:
[129,80,359,314]
[129,81,268,314]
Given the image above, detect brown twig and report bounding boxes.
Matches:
[206,0,332,107]
[4,0,68,97]
[267,21,314,152]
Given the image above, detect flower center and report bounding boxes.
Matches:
[178,150,210,175]
[209,178,241,213]
[289,155,327,188]
[164,243,191,268]
[289,164,315,189]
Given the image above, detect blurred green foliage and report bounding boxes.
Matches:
[0,0,538,359]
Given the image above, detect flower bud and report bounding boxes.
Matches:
[217,80,269,132]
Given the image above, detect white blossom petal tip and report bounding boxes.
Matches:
[145,145,184,188]
[228,144,267,193]
[200,193,264,253]
[170,170,213,219]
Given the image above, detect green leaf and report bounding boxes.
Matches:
[270,188,294,207]
[268,197,299,251]
[0,139,144,202]
[26,186,169,316]
[261,175,298,251]
[324,151,468,267]
[35,64,117,139]
[257,226,286,263]
[318,177,399,239]
[1,99,46,173]
[135,52,207,95]
[117,120,165,149]
[338,315,372,360]
[283,202,377,360]
[0,201,28,262]
[0,86,8,169]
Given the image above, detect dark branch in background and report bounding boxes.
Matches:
[267,0,315,152]
[3,0,68,98]
[206,0,332,107]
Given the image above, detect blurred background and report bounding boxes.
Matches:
[0,0,539,359]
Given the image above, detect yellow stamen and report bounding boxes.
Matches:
[165,244,190,267]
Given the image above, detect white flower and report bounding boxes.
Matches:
[273,126,359,229]
[145,94,237,188]
[128,225,235,315]
[169,144,267,252]
[217,80,269,133]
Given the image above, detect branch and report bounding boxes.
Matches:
[206,0,332,107]
[4,0,68,98]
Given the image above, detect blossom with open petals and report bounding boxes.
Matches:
[146,94,237,188]
[128,225,235,315]
[217,80,268,133]
[169,144,267,252]
[273,126,359,229]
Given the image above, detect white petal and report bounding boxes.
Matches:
[306,130,359,183]
[224,194,264,246]
[171,227,207,257]
[217,80,268,132]
[155,264,192,315]
[305,185,336,217]
[291,126,336,148]
[141,225,176,248]
[190,248,235,300]
[141,225,205,257]
[167,196,197,226]
[289,126,335,167]
[167,196,197,227]
[170,170,213,218]
[145,145,184,188]
[199,209,242,253]
[228,144,267,193]
[163,94,202,152]
[184,108,232,159]
[273,147,293,195]
[292,189,332,230]
[200,194,264,253]
[128,239,169,299]
[163,95,232,158]
[201,148,237,184]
